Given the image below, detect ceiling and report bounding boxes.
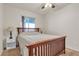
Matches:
[4,3,69,15]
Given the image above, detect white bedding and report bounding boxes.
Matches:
[17,32,65,56]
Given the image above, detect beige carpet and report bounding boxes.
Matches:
[1,47,79,56]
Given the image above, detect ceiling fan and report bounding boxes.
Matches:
[41,3,55,9]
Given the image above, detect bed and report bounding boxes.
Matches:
[17,28,66,56]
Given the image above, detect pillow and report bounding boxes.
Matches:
[20,32,41,35]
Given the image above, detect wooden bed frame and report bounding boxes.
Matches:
[17,27,66,56]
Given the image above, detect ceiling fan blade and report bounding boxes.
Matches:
[41,6,45,9]
[52,4,55,8]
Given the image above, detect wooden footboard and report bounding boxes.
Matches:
[26,36,65,56]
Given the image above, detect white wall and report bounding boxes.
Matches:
[44,4,79,51]
[3,5,44,38]
[0,4,3,52]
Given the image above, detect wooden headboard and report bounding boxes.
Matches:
[17,27,40,34]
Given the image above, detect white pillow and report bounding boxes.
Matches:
[20,32,41,35]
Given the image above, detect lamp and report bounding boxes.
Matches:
[7,27,13,39]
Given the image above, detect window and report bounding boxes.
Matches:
[22,16,35,28]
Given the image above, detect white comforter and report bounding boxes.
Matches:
[17,32,65,56]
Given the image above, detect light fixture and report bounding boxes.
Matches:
[41,3,55,9]
[45,3,52,8]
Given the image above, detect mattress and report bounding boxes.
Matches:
[17,32,65,56]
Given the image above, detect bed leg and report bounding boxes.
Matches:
[64,49,65,54]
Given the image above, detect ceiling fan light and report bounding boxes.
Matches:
[45,3,49,8]
[45,3,53,8]
[49,4,52,7]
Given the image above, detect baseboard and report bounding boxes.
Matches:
[0,50,3,56]
[66,47,79,52]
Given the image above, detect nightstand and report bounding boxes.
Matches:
[6,38,16,49]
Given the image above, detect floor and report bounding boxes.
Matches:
[1,48,79,56]
[60,48,79,56]
[1,47,20,56]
